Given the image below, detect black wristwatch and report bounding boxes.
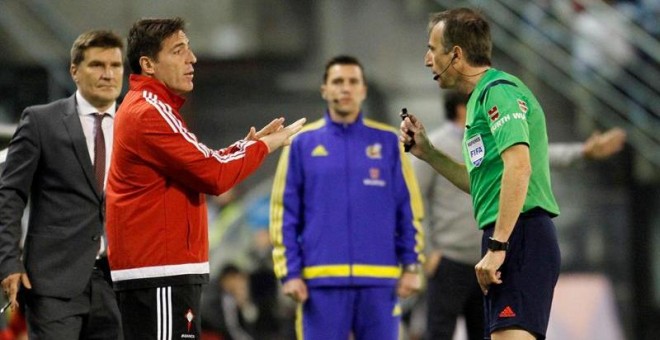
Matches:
[487,237,509,252]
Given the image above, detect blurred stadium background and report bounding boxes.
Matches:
[0,0,658,339]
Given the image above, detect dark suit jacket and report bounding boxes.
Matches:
[0,95,106,298]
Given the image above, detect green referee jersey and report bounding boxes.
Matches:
[463,68,559,229]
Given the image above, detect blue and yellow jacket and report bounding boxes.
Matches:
[270,112,424,287]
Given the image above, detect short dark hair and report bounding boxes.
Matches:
[444,91,468,121]
[70,30,124,66]
[219,263,243,280]
[428,8,492,67]
[322,55,366,83]
[127,17,186,74]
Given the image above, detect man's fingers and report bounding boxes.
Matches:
[298,290,308,303]
[400,116,420,144]
[278,118,306,147]
[480,283,489,295]
[264,117,285,130]
[254,118,285,139]
[476,270,490,295]
[263,117,285,132]
[398,285,418,299]
[286,289,307,303]
[21,273,32,289]
[285,118,306,134]
[476,268,503,295]
[397,286,409,298]
[245,126,257,140]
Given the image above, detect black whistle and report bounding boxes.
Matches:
[400,108,415,152]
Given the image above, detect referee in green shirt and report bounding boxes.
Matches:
[400,8,560,340]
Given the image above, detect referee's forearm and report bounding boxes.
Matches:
[425,146,470,193]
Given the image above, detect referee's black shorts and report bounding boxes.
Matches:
[118,284,202,340]
[481,208,561,339]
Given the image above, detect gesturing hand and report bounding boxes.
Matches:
[257,117,306,153]
[583,127,626,160]
[245,117,285,141]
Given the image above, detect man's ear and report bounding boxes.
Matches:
[70,64,78,83]
[320,84,327,100]
[139,56,155,76]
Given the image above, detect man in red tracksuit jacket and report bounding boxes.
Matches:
[106,17,304,340]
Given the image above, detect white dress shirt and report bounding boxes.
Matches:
[76,91,115,256]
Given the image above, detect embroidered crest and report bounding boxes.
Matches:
[366,143,382,159]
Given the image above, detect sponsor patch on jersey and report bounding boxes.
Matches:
[363,167,386,186]
[366,143,382,159]
[488,105,500,121]
[517,99,528,113]
[311,145,328,156]
[466,134,485,167]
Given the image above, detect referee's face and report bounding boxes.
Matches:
[425,22,456,89]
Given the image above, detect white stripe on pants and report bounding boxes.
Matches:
[157,286,172,340]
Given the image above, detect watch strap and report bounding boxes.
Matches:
[488,237,509,251]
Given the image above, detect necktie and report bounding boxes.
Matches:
[93,113,106,192]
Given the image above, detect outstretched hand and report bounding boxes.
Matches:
[254,117,306,153]
[245,117,285,141]
[583,127,627,160]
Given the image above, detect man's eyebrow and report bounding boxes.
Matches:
[170,40,189,51]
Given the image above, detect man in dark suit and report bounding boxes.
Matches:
[0,30,124,339]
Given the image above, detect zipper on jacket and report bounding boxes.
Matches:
[342,125,354,284]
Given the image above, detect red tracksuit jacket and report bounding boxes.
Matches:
[106,74,268,290]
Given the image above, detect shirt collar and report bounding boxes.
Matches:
[75,91,116,117]
[324,110,364,129]
[128,74,186,110]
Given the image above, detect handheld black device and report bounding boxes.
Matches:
[400,108,415,152]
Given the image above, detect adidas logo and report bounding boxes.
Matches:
[498,306,516,318]
[311,145,328,156]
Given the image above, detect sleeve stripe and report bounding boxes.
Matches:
[399,144,426,263]
[270,147,290,278]
[143,91,177,133]
[142,90,253,164]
